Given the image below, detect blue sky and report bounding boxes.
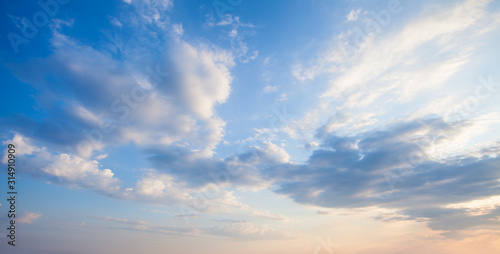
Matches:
[1,0,500,253]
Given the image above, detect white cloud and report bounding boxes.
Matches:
[43,154,121,193]
[286,0,500,145]
[98,216,149,225]
[170,40,234,119]
[444,196,500,216]
[171,23,184,36]
[2,134,40,163]
[94,216,200,235]
[250,141,291,164]
[109,16,122,27]
[95,153,108,160]
[304,141,319,149]
[131,169,252,213]
[134,171,192,202]
[18,212,43,224]
[263,85,278,93]
[2,135,255,213]
[347,9,361,21]
[8,21,237,157]
[2,134,121,194]
[206,222,297,239]
[136,177,167,198]
[253,210,289,221]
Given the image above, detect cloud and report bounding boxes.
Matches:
[2,132,278,218]
[175,213,199,218]
[263,85,278,93]
[303,141,319,150]
[95,216,149,226]
[204,222,297,240]
[346,9,361,21]
[2,134,124,196]
[18,212,43,224]
[444,196,500,216]
[287,0,500,143]
[94,215,297,239]
[253,210,289,221]
[267,117,500,231]
[321,0,495,101]
[2,0,499,241]
[95,153,108,160]
[2,134,41,163]
[129,0,173,28]
[211,219,247,223]
[168,39,234,120]
[43,154,121,193]
[0,134,249,213]
[93,216,200,235]
[249,141,291,164]
[2,1,238,158]
[135,174,173,198]
[204,15,258,63]
[146,144,272,190]
[314,112,378,138]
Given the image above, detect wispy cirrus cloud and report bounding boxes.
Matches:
[18,212,43,224]
[288,0,500,143]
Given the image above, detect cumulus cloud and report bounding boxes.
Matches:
[3,2,236,159]
[43,154,121,193]
[235,141,291,165]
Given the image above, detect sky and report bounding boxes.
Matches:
[0,0,500,253]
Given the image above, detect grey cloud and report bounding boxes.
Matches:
[267,117,500,231]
